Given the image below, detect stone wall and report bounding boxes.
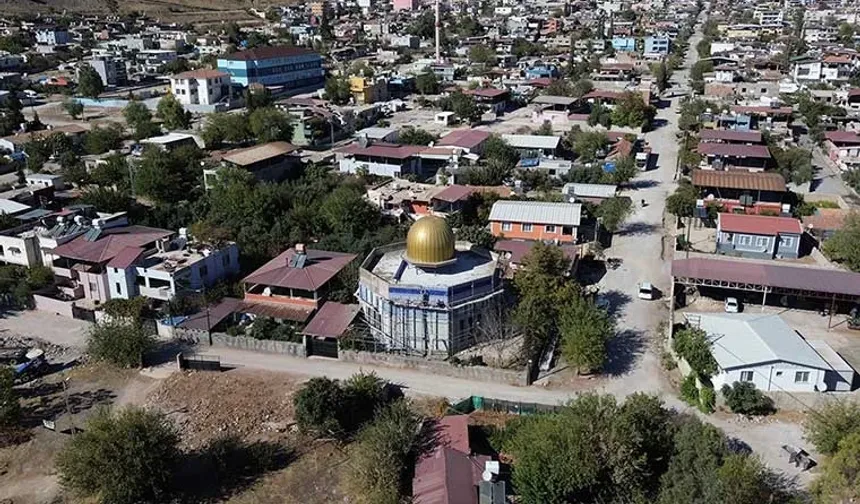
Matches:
[338,349,528,386]
[32,294,75,318]
[211,333,306,357]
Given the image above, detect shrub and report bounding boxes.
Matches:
[672,326,718,377]
[0,367,20,428]
[699,385,715,414]
[56,407,179,504]
[803,399,860,455]
[86,319,155,368]
[661,350,678,371]
[720,382,775,416]
[680,374,699,407]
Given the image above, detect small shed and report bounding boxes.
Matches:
[434,111,456,126]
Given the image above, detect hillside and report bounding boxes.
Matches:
[0,0,281,24]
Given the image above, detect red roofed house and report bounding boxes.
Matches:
[716,213,803,260]
[464,87,510,114]
[412,415,504,504]
[697,142,771,171]
[336,140,426,178]
[823,130,860,171]
[169,69,231,106]
[241,244,357,323]
[437,129,492,155]
[699,129,763,145]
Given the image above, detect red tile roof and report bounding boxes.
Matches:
[824,55,852,64]
[412,415,486,504]
[437,129,491,149]
[221,45,317,61]
[302,302,360,339]
[106,246,145,269]
[699,129,763,143]
[697,143,771,159]
[242,248,357,291]
[179,297,242,331]
[583,90,622,100]
[52,226,172,264]
[672,258,860,297]
[691,170,786,192]
[719,213,802,235]
[465,87,509,98]
[848,88,860,98]
[432,184,473,203]
[337,142,424,160]
[824,131,860,144]
[528,77,555,88]
[802,208,849,232]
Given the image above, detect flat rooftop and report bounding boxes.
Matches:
[370,244,497,288]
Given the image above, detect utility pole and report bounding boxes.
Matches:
[63,376,77,436]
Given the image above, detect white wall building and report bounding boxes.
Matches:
[168,69,231,106]
[686,313,855,393]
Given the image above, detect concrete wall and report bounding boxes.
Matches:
[339,349,528,386]
[211,333,306,357]
[33,294,76,318]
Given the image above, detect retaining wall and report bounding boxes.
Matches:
[338,349,528,386]
[211,333,306,357]
[32,294,75,318]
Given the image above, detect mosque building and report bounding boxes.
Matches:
[357,216,504,356]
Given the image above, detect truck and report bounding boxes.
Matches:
[0,347,29,365]
[635,149,651,170]
[10,349,47,382]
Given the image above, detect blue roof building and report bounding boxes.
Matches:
[611,37,637,52]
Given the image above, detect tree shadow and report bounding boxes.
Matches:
[616,222,661,236]
[176,435,297,503]
[597,290,632,319]
[20,387,116,428]
[603,329,646,376]
[627,178,660,190]
[576,259,608,286]
[144,339,196,367]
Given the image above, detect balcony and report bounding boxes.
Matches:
[139,285,173,301]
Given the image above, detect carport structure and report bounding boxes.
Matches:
[671,258,860,327]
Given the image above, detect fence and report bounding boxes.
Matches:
[177,352,221,371]
[338,349,528,386]
[451,396,563,415]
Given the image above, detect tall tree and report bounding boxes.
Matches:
[558,284,612,374]
[156,93,191,130]
[822,212,860,272]
[123,101,159,140]
[248,106,294,144]
[76,65,105,98]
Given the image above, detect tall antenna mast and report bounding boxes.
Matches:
[435,0,441,63]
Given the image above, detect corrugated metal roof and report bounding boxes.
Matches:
[436,129,491,149]
[687,313,831,370]
[302,302,360,339]
[221,141,298,166]
[697,142,771,158]
[488,200,581,226]
[691,170,786,192]
[501,134,560,150]
[699,129,763,143]
[562,183,618,199]
[718,213,802,235]
[672,257,860,297]
[243,248,357,291]
[532,95,578,106]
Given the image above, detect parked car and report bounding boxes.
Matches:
[638,282,656,300]
[725,297,741,313]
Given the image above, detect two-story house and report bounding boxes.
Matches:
[716,213,802,260]
[488,200,581,243]
[240,244,357,324]
[823,130,860,171]
[169,69,231,106]
[337,140,425,178]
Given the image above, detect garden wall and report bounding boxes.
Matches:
[210,333,306,357]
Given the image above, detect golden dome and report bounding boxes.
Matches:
[405,216,456,268]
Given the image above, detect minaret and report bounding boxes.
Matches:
[435,0,441,63]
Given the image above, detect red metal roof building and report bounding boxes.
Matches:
[691,170,787,215]
[718,213,802,235]
[697,143,771,171]
[242,246,357,322]
[437,129,492,153]
[699,129,763,144]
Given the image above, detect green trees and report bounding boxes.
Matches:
[324,75,352,105]
[122,101,159,140]
[86,319,155,368]
[651,61,670,92]
[587,102,612,128]
[611,92,656,129]
[811,432,860,503]
[721,382,775,415]
[822,212,860,272]
[156,93,191,130]
[398,126,437,145]
[76,65,105,98]
[201,112,250,147]
[248,106,294,143]
[0,367,20,430]
[595,196,633,232]
[56,407,179,504]
[344,400,422,504]
[63,98,84,119]
[571,130,609,162]
[292,372,397,438]
[468,44,497,65]
[415,72,440,95]
[803,399,860,455]
[559,287,612,373]
[535,120,554,136]
[666,179,699,218]
[441,90,479,123]
[84,123,124,154]
[504,393,673,503]
[672,326,717,377]
[770,145,813,185]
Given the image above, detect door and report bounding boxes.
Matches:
[306,337,339,358]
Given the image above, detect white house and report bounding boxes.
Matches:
[686,313,855,393]
[168,69,231,106]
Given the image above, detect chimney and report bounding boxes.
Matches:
[295,243,306,255]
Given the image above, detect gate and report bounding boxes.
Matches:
[71,306,96,322]
[306,337,339,358]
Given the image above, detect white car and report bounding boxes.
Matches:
[725,297,741,313]
[638,282,656,300]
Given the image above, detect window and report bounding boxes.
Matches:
[795,371,810,383]
[761,88,767,94]
[755,236,768,248]
[0,245,4,256]
[775,371,782,376]
[522,223,533,232]
[781,236,795,248]
[115,282,121,294]
[740,371,754,382]
[738,235,752,246]
[545,225,557,233]
[562,226,573,236]
[502,222,513,232]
